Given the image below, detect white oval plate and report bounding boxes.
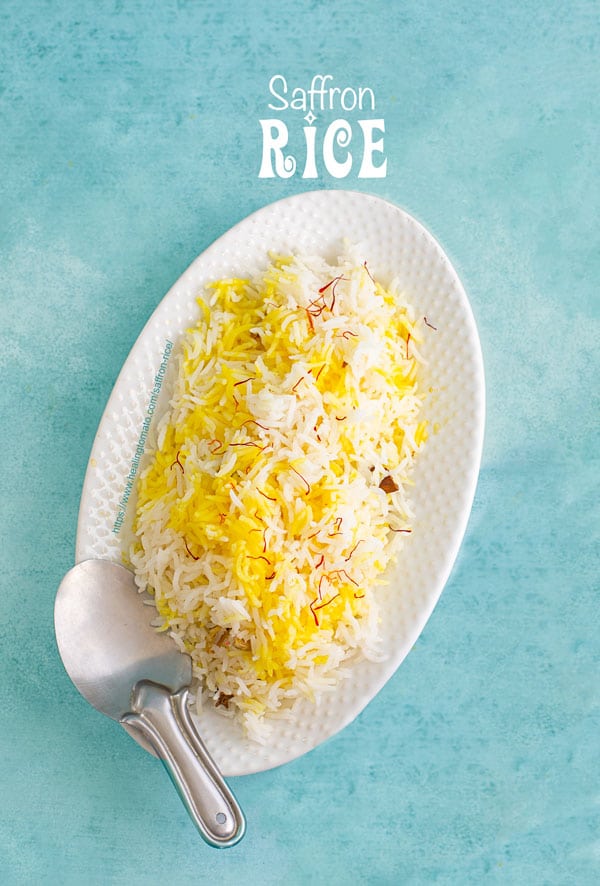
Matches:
[76,190,484,776]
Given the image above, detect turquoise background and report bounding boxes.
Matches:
[1,1,598,883]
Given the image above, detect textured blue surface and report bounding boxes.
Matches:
[1,1,598,883]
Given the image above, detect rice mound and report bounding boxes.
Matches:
[130,248,428,743]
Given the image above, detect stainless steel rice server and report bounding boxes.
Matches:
[54,558,245,848]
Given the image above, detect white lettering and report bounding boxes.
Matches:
[290,88,306,111]
[302,126,318,178]
[258,120,297,178]
[358,86,375,111]
[309,74,333,111]
[357,120,387,178]
[268,75,288,111]
[341,87,357,111]
[323,119,353,178]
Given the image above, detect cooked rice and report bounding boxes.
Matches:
[130,247,428,743]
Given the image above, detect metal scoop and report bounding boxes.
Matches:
[54,559,245,848]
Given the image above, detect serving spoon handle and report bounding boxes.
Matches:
[121,681,245,848]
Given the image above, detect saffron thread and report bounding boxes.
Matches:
[310,592,341,625]
[170,450,185,473]
[184,538,199,561]
[290,465,311,494]
[329,568,358,587]
[240,419,270,431]
[345,540,364,561]
[229,441,266,449]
